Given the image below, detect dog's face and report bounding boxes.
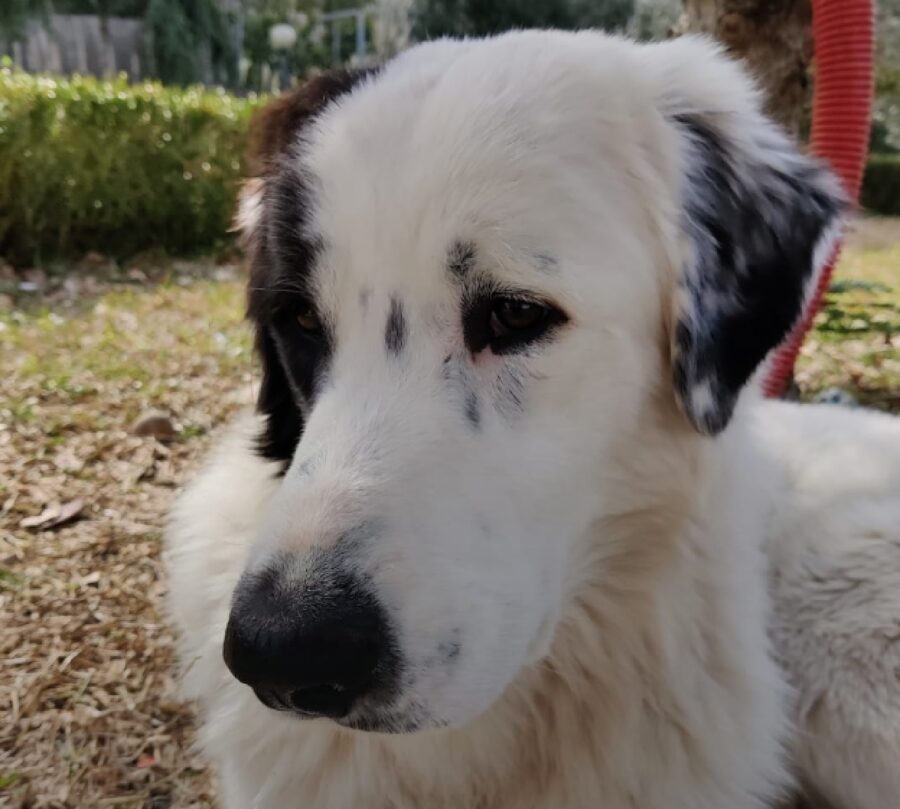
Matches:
[223,32,841,732]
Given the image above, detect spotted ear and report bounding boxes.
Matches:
[669,112,844,435]
[239,69,375,463]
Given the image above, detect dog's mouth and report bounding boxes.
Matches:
[252,686,442,734]
[253,685,355,718]
[337,709,435,734]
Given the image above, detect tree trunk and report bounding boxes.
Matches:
[674,0,813,137]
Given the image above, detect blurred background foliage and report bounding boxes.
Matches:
[412,0,633,40]
[0,65,260,264]
[0,0,898,266]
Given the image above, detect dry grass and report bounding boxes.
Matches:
[1,261,252,808]
[1,218,898,808]
[794,216,900,410]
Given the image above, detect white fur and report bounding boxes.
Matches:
[169,405,792,809]
[169,403,900,809]
[756,401,900,809]
[164,31,898,809]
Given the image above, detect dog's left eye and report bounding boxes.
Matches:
[463,292,566,355]
[491,299,547,334]
[484,295,566,354]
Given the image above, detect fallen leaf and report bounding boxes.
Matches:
[131,410,177,442]
[136,754,156,769]
[20,499,84,531]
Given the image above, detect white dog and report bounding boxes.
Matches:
[166,31,900,809]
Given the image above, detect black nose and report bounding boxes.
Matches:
[223,561,395,719]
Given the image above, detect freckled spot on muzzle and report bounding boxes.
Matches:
[385,296,407,356]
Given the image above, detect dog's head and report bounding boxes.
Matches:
[223,32,842,732]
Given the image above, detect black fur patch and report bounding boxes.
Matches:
[253,327,310,463]
[384,296,407,355]
[447,240,477,278]
[244,68,376,463]
[247,169,330,462]
[672,114,843,435]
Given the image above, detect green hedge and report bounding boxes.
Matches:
[861,153,900,217]
[5,66,896,268]
[0,65,263,266]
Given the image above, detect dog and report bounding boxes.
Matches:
[762,401,900,809]
[166,30,900,809]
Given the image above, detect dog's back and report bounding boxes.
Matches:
[758,401,900,809]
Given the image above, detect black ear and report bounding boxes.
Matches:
[244,68,378,175]
[670,114,844,435]
[254,326,304,464]
[239,69,376,463]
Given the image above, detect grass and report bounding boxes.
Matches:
[0,263,253,809]
[794,217,900,410]
[0,217,897,808]
[0,277,251,434]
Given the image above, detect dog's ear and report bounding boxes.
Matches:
[236,69,375,246]
[240,70,374,463]
[668,103,844,436]
[246,68,377,174]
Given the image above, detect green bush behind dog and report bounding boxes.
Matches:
[0,64,263,267]
[2,61,898,267]
[862,153,900,217]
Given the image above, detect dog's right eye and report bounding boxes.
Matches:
[296,306,323,336]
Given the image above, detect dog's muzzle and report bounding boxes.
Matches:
[223,555,399,722]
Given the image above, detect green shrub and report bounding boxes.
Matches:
[0,65,263,266]
[861,153,900,216]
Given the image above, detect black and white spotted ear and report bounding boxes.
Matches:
[670,113,845,435]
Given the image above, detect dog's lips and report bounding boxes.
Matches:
[252,688,293,713]
[334,711,425,734]
[249,687,416,731]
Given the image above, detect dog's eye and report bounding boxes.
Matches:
[296,306,323,336]
[490,299,547,334]
[462,292,566,355]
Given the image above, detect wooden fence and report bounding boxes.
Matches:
[2,15,147,81]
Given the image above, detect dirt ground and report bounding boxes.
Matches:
[1,219,898,808]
